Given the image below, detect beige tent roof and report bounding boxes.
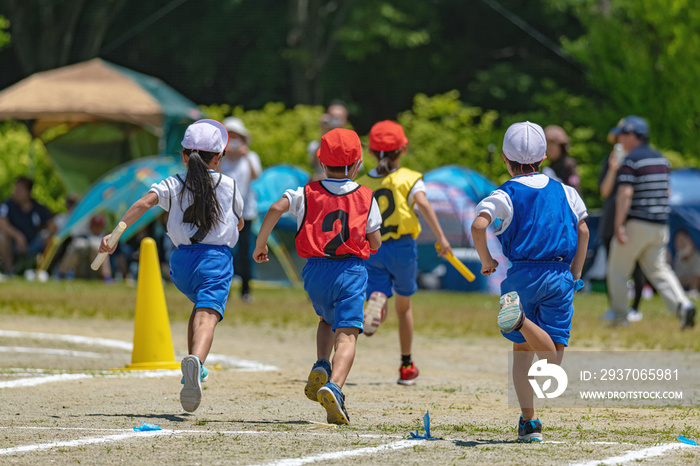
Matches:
[0,58,167,133]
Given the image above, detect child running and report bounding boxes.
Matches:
[253,128,382,425]
[471,121,589,442]
[99,119,244,413]
[356,120,452,385]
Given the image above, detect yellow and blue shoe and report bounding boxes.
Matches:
[317,381,350,425]
[304,359,331,401]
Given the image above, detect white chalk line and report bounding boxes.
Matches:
[0,329,278,372]
[252,439,424,466]
[569,442,694,466]
[0,346,104,358]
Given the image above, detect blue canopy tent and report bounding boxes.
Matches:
[40,155,184,269]
[669,168,700,253]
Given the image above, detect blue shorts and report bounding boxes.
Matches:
[500,262,575,346]
[365,236,418,299]
[302,257,366,333]
[170,244,233,319]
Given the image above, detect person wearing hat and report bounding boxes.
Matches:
[220,117,262,304]
[472,121,589,442]
[598,123,647,323]
[253,128,382,425]
[357,120,452,386]
[98,119,245,414]
[605,115,696,329]
[542,125,581,194]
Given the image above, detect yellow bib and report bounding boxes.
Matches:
[358,167,423,240]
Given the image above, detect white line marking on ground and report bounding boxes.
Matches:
[0,330,132,350]
[0,429,264,456]
[0,430,169,455]
[0,373,93,388]
[254,439,424,466]
[569,442,692,466]
[0,330,279,371]
[0,346,104,358]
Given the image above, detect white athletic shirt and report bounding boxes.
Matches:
[149,171,245,248]
[476,173,588,233]
[284,179,382,233]
[365,167,426,205]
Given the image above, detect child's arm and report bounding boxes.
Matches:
[367,229,381,252]
[98,192,159,254]
[570,218,589,280]
[413,191,451,257]
[253,197,290,263]
[471,212,498,275]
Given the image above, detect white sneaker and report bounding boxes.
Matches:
[363,291,387,336]
[626,309,643,322]
[180,355,202,413]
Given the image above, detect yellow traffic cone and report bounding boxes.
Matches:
[121,237,180,370]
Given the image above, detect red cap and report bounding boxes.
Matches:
[316,128,363,166]
[369,120,408,152]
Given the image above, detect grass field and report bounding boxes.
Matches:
[0,279,698,464]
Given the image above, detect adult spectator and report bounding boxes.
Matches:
[672,229,700,299]
[307,100,349,182]
[542,125,581,193]
[0,176,56,275]
[57,214,113,282]
[606,116,695,328]
[221,117,262,303]
[598,130,647,322]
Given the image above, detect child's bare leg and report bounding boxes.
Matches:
[518,318,557,361]
[512,342,536,420]
[188,308,219,363]
[316,318,334,361]
[329,327,359,387]
[395,295,413,356]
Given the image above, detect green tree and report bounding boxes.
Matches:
[556,0,700,158]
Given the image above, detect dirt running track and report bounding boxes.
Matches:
[0,315,698,465]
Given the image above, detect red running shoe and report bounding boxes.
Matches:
[398,361,419,385]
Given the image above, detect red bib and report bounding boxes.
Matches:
[295,181,374,259]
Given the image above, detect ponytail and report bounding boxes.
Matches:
[181,149,223,235]
[372,148,402,176]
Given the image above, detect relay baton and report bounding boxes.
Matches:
[435,242,476,282]
[91,222,127,271]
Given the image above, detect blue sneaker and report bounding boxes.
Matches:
[181,364,208,384]
[498,291,525,332]
[180,355,203,413]
[518,416,543,442]
[305,359,331,401]
[317,381,350,425]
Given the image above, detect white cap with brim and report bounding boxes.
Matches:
[502,121,547,164]
[181,119,228,153]
[222,116,252,144]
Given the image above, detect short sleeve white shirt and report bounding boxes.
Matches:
[149,171,245,248]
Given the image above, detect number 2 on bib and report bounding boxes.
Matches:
[322,209,350,257]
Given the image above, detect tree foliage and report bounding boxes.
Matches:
[556,0,700,156]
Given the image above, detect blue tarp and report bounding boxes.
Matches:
[669,168,700,252]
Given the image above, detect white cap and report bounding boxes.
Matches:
[222,116,252,144]
[181,119,228,153]
[502,121,547,164]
